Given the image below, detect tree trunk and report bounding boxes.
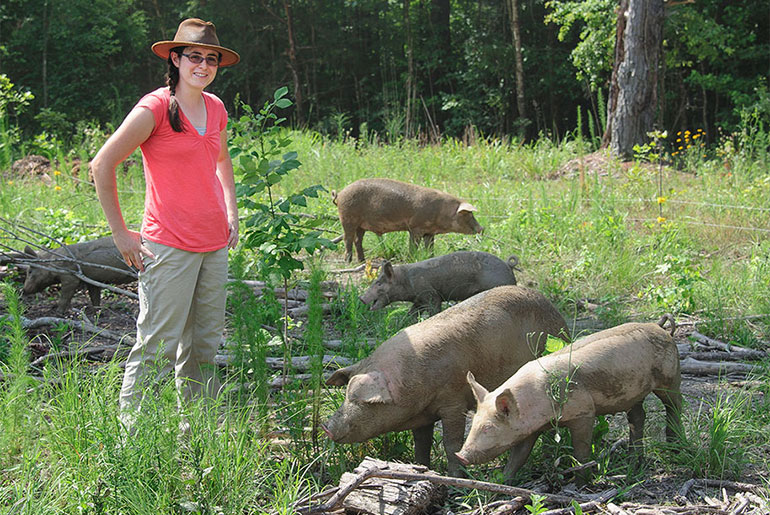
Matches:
[404,0,416,138]
[283,0,305,127]
[602,0,665,159]
[506,0,528,136]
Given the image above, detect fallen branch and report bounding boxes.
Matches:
[30,342,126,368]
[323,338,377,350]
[298,458,588,513]
[214,354,353,372]
[678,478,767,498]
[330,263,366,274]
[462,497,526,515]
[691,331,767,357]
[13,315,136,345]
[678,350,768,362]
[679,357,756,376]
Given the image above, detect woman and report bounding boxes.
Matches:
[91,18,240,430]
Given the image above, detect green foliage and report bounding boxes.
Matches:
[668,389,753,479]
[545,0,616,90]
[0,74,34,169]
[642,253,703,314]
[525,493,547,514]
[231,87,335,280]
[3,0,148,134]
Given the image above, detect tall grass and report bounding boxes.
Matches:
[1,121,770,509]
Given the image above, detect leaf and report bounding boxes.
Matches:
[275,98,292,109]
[274,86,289,100]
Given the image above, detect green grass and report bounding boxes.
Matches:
[1,127,770,511]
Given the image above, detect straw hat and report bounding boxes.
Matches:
[151,18,240,67]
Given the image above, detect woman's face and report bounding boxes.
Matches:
[171,46,220,91]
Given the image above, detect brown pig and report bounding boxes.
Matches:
[333,178,483,262]
[360,251,520,316]
[21,236,136,313]
[456,317,683,481]
[322,285,569,476]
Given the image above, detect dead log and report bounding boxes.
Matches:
[679,357,756,376]
[214,354,353,371]
[268,372,332,389]
[30,342,127,367]
[288,304,332,317]
[14,316,135,345]
[299,456,587,514]
[230,279,339,300]
[330,263,366,274]
[338,458,446,515]
[690,331,766,357]
[323,338,377,350]
[678,350,767,362]
[678,478,767,498]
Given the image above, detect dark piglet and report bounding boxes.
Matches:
[323,285,569,476]
[22,236,136,312]
[333,178,483,262]
[360,251,520,315]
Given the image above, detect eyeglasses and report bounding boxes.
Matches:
[180,52,220,67]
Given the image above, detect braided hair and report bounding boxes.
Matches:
[166,46,185,132]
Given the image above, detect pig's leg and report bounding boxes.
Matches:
[87,283,102,307]
[354,228,366,262]
[440,409,470,477]
[502,433,539,481]
[566,416,595,484]
[412,423,434,467]
[408,231,421,253]
[342,225,355,262]
[654,386,684,442]
[422,234,435,254]
[57,276,79,313]
[626,400,645,454]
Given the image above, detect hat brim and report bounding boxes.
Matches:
[152,41,240,67]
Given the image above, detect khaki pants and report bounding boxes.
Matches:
[119,240,227,416]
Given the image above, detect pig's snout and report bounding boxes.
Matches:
[455,451,470,466]
[321,424,334,439]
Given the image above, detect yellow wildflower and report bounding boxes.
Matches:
[364,260,377,280]
[54,185,62,191]
[7,180,13,185]
[657,196,667,204]
[657,216,666,224]
[54,170,61,176]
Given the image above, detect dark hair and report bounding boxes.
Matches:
[166,47,185,132]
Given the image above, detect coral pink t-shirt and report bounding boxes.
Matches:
[136,87,229,252]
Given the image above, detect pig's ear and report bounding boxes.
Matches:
[495,389,519,418]
[457,202,478,214]
[381,261,393,278]
[326,366,355,386]
[467,371,489,404]
[23,245,37,257]
[347,372,393,404]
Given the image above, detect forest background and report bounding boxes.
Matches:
[1,0,769,148]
